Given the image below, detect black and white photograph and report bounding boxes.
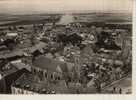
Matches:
[0,0,133,94]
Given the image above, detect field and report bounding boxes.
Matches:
[0,12,132,27]
[0,14,61,26]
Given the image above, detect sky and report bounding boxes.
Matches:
[0,0,133,14]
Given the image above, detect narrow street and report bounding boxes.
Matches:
[102,74,132,94]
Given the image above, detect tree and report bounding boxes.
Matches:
[4,39,16,50]
[95,31,121,50]
[56,33,83,46]
[30,34,37,45]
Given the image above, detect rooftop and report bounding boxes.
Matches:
[23,41,47,54]
[0,50,24,59]
[12,73,69,94]
[10,61,31,72]
[33,56,68,72]
[0,63,18,77]
[12,73,49,94]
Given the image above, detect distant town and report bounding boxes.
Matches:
[0,13,132,94]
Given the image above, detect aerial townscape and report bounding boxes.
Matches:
[0,12,132,94]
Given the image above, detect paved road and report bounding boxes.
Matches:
[102,74,132,94]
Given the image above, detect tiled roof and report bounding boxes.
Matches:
[33,56,68,72]
[10,62,31,71]
[0,50,24,59]
[13,73,69,94]
[23,42,47,54]
[13,73,49,94]
[0,66,18,77]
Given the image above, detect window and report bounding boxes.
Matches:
[55,76,57,80]
[44,72,47,78]
[33,68,36,73]
[58,76,60,80]
[51,74,53,79]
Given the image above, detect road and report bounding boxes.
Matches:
[102,74,132,94]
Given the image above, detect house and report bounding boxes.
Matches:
[0,59,31,93]
[6,32,18,38]
[32,56,69,82]
[10,61,32,72]
[0,63,18,79]
[0,45,9,51]
[11,73,48,94]
[0,68,29,93]
[11,74,47,94]
[23,42,47,55]
[30,42,47,53]
[0,50,24,61]
[11,73,69,94]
